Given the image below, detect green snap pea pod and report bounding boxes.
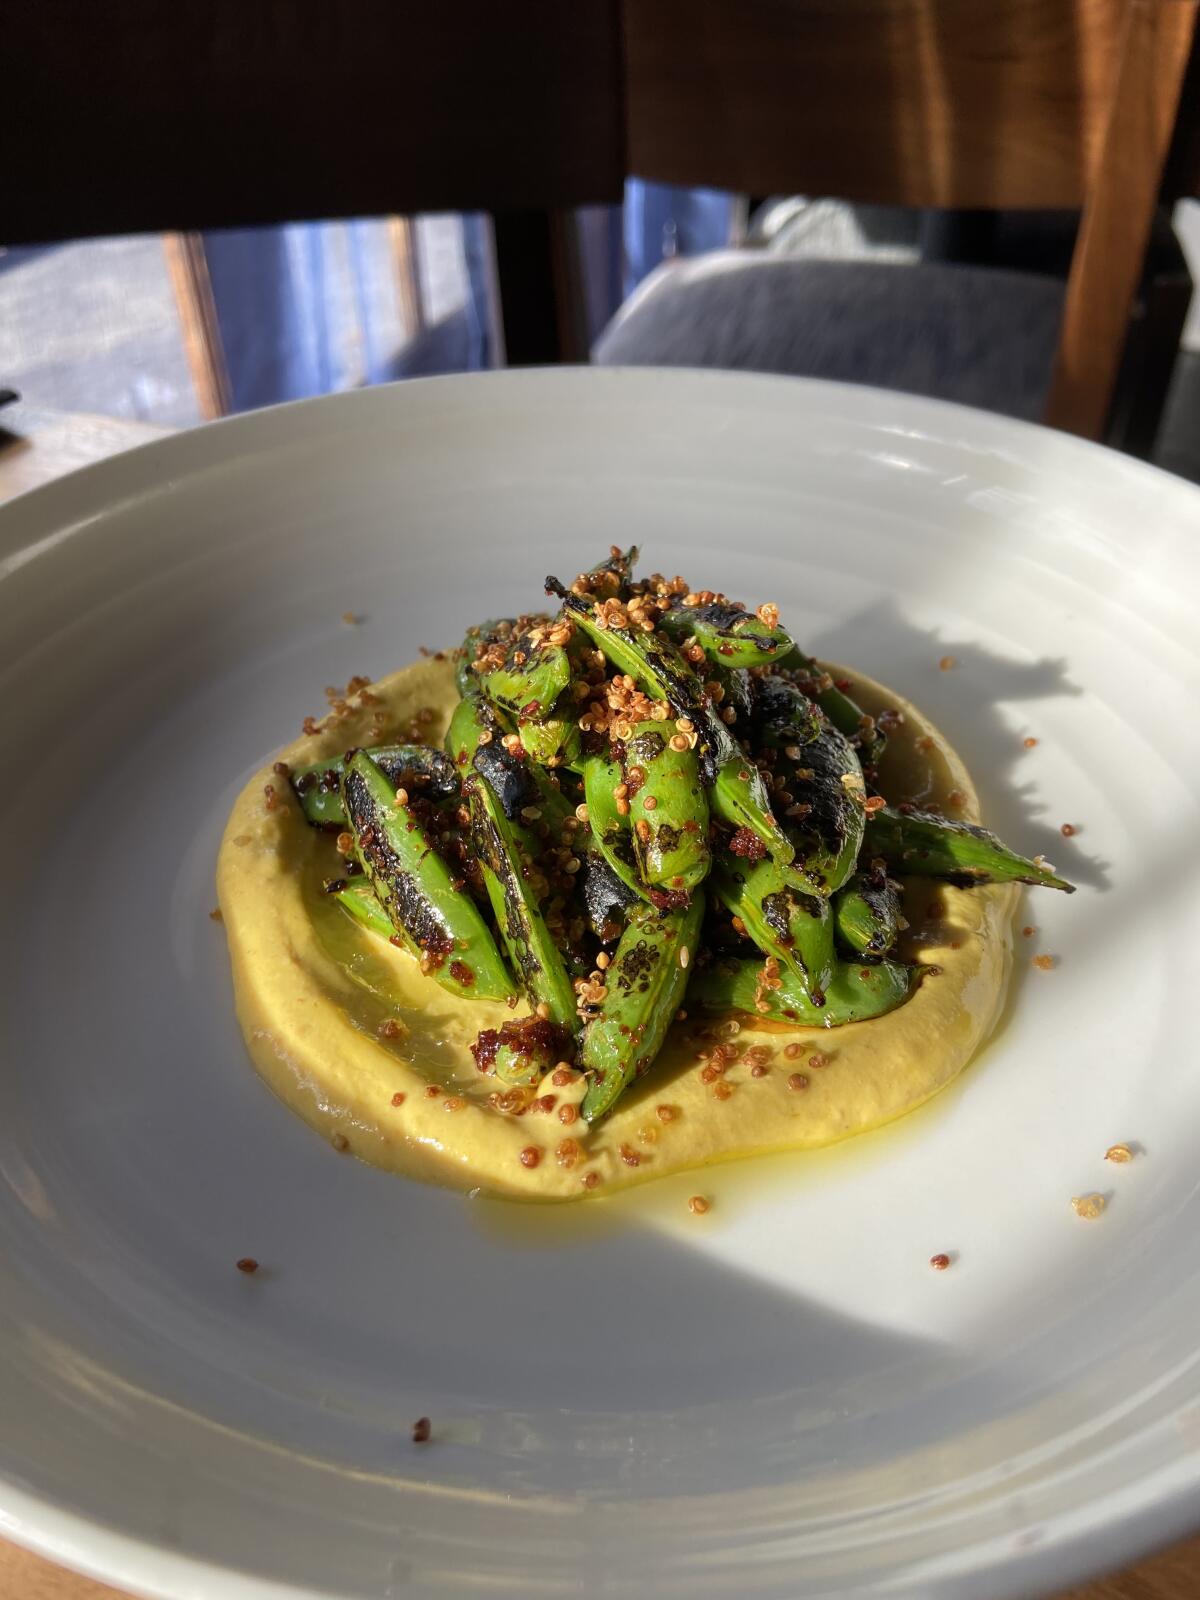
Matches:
[331,876,394,941]
[623,721,710,891]
[657,600,793,667]
[833,870,902,958]
[456,617,520,697]
[580,893,705,1123]
[689,953,914,1026]
[470,1018,574,1087]
[445,692,509,768]
[753,673,824,749]
[291,744,459,830]
[548,578,791,865]
[863,806,1076,892]
[774,647,885,764]
[517,694,582,768]
[446,690,577,830]
[342,752,515,1002]
[479,625,572,722]
[581,751,650,901]
[707,661,755,731]
[464,770,578,1028]
[579,544,639,598]
[710,858,835,1003]
[754,689,865,897]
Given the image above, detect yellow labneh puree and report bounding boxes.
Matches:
[217,656,1014,1200]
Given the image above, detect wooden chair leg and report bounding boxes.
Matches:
[162,232,232,419]
[1044,0,1198,440]
[491,209,589,365]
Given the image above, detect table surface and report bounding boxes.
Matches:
[1,404,1197,1600]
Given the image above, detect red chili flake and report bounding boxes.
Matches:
[412,1416,432,1443]
[834,677,853,692]
[1023,736,1038,749]
[236,1257,259,1274]
[1060,823,1077,838]
[1022,925,1036,938]
[938,655,956,671]
[1033,953,1056,971]
[929,1253,952,1271]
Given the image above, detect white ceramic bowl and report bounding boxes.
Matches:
[1,369,1199,1600]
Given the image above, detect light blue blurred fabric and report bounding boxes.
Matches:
[201,184,732,412]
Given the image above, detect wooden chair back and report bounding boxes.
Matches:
[622,0,1199,438]
[3,0,626,367]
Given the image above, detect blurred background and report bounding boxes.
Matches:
[4,0,1200,478]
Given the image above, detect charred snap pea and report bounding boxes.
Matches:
[342,752,515,1002]
[775,647,886,765]
[465,769,578,1028]
[754,696,866,897]
[658,600,793,667]
[623,721,710,892]
[416,546,1076,1122]
[582,750,649,901]
[457,617,519,697]
[711,858,835,1004]
[548,577,792,865]
[470,1017,573,1087]
[332,876,394,941]
[517,695,582,768]
[689,953,914,1026]
[833,869,902,959]
[580,894,705,1122]
[864,806,1076,891]
[479,627,572,722]
[291,744,458,829]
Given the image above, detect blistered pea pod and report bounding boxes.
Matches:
[581,749,649,901]
[548,578,793,867]
[710,857,835,1005]
[341,752,515,1003]
[864,806,1076,892]
[290,744,459,830]
[657,599,793,667]
[688,953,914,1026]
[623,720,710,892]
[833,870,903,959]
[773,646,886,766]
[464,768,579,1030]
[580,894,705,1122]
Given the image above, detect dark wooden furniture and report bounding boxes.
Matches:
[621,0,1199,440]
[2,0,625,368]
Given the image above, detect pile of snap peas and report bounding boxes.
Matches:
[289,549,1074,1123]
